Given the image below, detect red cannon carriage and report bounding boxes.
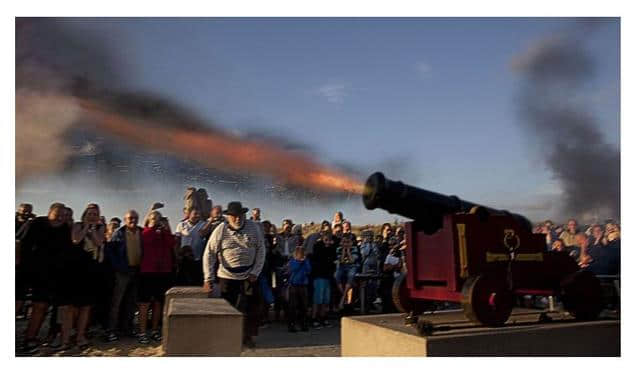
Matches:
[363,172,603,326]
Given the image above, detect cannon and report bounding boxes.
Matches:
[363,172,603,327]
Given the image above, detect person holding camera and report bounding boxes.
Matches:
[137,210,176,344]
[200,205,225,240]
[310,232,336,328]
[334,236,361,310]
[54,203,106,350]
[175,209,207,286]
[15,203,35,231]
[380,236,403,313]
[559,219,580,257]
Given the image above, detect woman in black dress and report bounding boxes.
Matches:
[59,203,105,349]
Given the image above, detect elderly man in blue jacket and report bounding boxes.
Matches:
[104,210,144,342]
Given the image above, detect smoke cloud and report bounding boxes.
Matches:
[15,18,363,203]
[512,22,620,221]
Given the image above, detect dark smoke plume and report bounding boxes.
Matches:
[512,22,620,221]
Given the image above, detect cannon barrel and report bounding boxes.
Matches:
[363,172,532,233]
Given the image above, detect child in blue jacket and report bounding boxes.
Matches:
[287,246,311,332]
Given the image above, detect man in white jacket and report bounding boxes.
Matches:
[203,201,265,348]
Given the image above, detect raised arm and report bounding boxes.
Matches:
[89,223,106,246]
[72,222,89,245]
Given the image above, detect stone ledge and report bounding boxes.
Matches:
[341,310,620,356]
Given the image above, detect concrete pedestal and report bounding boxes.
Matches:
[162,286,210,351]
[164,298,243,356]
[163,286,210,317]
[341,309,620,356]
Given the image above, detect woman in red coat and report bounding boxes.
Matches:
[137,210,175,344]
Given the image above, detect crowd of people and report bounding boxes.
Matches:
[14,200,407,354]
[15,198,621,354]
[532,218,621,275]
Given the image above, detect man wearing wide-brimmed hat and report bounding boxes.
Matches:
[202,201,265,348]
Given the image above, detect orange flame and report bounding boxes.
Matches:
[77,99,364,194]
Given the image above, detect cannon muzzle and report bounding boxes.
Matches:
[363,172,532,233]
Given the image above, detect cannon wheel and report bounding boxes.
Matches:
[560,270,603,321]
[462,274,514,326]
[392,272,433,314]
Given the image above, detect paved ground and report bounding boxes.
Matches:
[16,305,618,357]
[14,309,343,357]
[243,321,341,356]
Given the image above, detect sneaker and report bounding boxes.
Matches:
[48,335,62,349]
[312,321,322,329]
[55,342,73,352]
[105,331,119,342]
[77,338,90,349]
[42,332,58,347]
[322,320,332,328]
[287,325,297,333]
[150,331,162,342]
[137,333,150,345]
[21,340,40,355]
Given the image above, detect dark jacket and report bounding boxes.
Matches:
[19,216,72,272]
[310,241,336,279]
[105,225,143,273]
[261,233,278,278]
[587,239,620,276]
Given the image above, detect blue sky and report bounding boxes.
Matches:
[17,18,620,224]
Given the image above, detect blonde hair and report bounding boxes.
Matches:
[48,202,66,215]
[145,210,163,227]
[81,203,101,224]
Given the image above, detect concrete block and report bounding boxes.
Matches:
[341,316,427,356]
[341,310,620,357]
[162,286,210,351]
[164,298,243,356]
[163,286,209,318]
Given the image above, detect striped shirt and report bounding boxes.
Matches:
[203,219,265,282]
